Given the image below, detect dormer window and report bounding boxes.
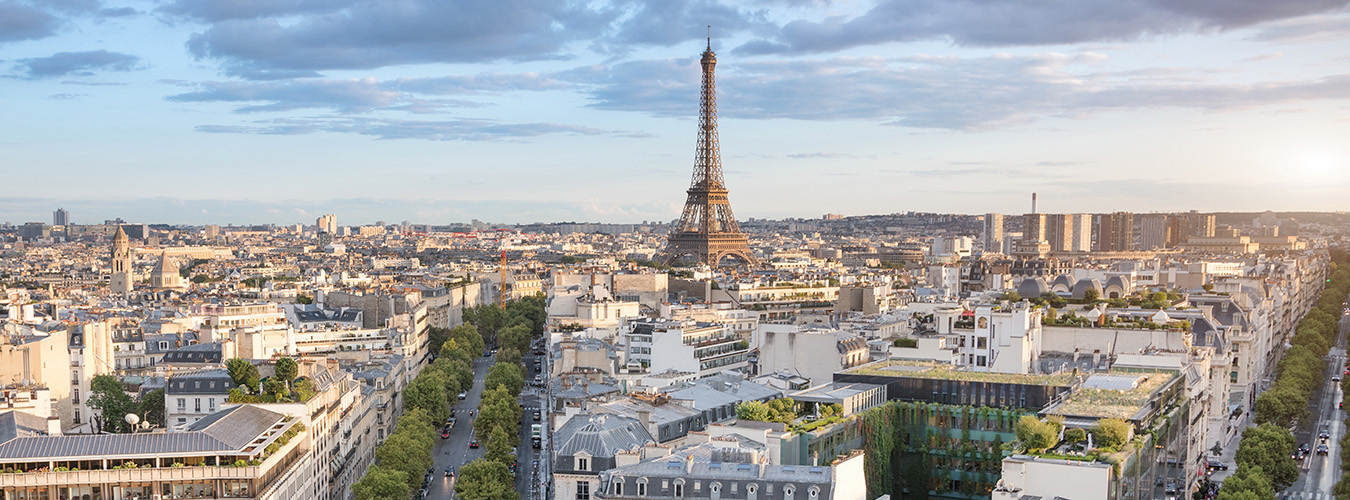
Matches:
[784,485,796,500]
[613,478,624,496]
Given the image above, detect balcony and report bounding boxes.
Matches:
[0,464,261,488]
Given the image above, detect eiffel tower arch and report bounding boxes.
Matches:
[661,37,758,268]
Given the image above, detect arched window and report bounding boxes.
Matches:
[637,479,648,497]
[747,484,759,500]
[784,484,796,500]
[710,482,722,500]
[613,477,624,496]
[674,479,685,498]
[808,486,820,500]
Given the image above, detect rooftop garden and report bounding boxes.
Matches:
[843,359,1079,386]
[1050,372,1176,420]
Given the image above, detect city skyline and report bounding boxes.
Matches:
[3,0,1350,225]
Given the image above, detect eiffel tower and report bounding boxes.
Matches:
[662,36,758,268]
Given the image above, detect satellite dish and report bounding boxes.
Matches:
[125,414,140,426]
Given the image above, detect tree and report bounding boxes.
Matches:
[500,323,531,354]
[1014,415,1059,453]
[736,401,773,422]
[296,294,313,304]
[264,377,289,400]
[397,407,436,442]
[226,358,260,393]
[498,347,523,367]
[1092,419,1130,452]
[425,359,464,401]
[450,323,486,355]
[463,305,507,346]
[1216,465,1275,500]
[998,291,1022,302]
[484,363,525,397]
[404,370,451,424]
[485,424,516,465]
[87,375,134,433]
[138,389,166,428]
[275,357,299,387]
[1233,423,1298,490]
[428,326,453,357]
[1082,288,1099,303]
[353,465,410,500]
[455,459,519,500]
[1253,389,1310,427]
[475,385,520,442]
[376,432,434,490]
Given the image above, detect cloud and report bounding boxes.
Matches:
[0,1,60,43]
[195,116,623,141]
[180,0,618,78]
[46,93,85,100]
[1241,52,1284,62]
[173,0,771,78]
[736,0,1350,54]
[167,74,570,114]
[1252,12,1350,43]
[786,152,854,159]
[16,50,140,78]
[562,52,1350,129]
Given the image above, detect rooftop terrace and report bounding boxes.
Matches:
[841,359,1079,386]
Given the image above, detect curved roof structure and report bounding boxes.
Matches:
[1016,277,1050,299]
[1072,278,1103,299]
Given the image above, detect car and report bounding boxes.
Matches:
[1164,482,1179,494]
[458,392,468,400]
[1321,430,1331,441]
[1207,461,1229,471]
[1335,376,1343,383]
[442,426,452,439]
[417,488,428,500]
[469,440,480,449]
[483,350,491,357]
[534,411,542,421]
[1318,444,1330,455]
[445,466,456,478]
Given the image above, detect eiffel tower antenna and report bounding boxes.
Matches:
[662,30,757,268]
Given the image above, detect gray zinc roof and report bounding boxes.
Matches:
[0,405,286,461]
[555,413,654,458]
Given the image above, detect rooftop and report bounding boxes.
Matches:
[842,359,1079,386]
[1049,370,1178,420]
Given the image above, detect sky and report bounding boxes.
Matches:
[2,0,1350,226]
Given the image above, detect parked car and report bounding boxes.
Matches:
[1164,482,1179,494]
[442,426,452,439]
[534,411,541,421]
[1206,461,1229,471]
[458,392,467,400]
[469,440,480,449]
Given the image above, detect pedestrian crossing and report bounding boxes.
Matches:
[1285,491,1328,500]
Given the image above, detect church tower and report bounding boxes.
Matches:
[110,226,132,294]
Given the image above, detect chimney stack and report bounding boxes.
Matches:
[46,417,61,436]
[1031,193,1038,214]
[638,409,651,430]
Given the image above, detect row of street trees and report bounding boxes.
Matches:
[457,295,546,500]
[1222,260,1350,500]
[353,326,482,499]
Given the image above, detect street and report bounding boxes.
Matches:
[1281,311,1348,500]
[422,351,547,499]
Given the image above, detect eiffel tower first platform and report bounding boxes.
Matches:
[661,37,758,268]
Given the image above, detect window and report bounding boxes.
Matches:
[72,389,79,405]
[637,481,647,496]
[177,398,186,411]
[784,485,796,500]
[577,482,591,500]
[808,487,819,499]
[613,479,623,496]
[209,398,216,412]
[159,341,169,350]
[674,481,684,498]
[747,484,758,500]
[194,398,201,412]
[74,409,81,424]
[977,337,987,349]
[577,457,589,471]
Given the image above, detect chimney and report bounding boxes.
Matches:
[638,409,651,430]
[46,417,61,436]
[1031,193,1037,214]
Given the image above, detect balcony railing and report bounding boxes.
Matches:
[0,464,261,488]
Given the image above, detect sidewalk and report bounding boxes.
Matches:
[1205,411,1253,484]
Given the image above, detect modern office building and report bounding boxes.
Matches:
[983,214,1005,254]
[52,208,69,226]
